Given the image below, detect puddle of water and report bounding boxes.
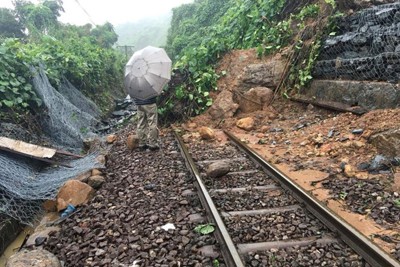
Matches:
[0,228,31,267]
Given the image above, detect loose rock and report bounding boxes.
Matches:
[6,249,61,267]
[206,161,231,178]
[87,175,105,189]
[199,127,215,140]
[56,180,95,211]
[236,117,255,131]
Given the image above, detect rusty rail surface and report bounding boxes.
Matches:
[225,130,400,267]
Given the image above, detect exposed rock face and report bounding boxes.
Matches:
[236,117,255,131]
[6,249,61,267]
[206,161,231,178]
[239,59,285,90]
[208,90,239,120]
[370,129,400,157]
[56,180,94,211]
[199,127,215,140]
[238,87,274,113]
[305,80,400,110]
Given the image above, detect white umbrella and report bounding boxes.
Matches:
[124,46,172,100]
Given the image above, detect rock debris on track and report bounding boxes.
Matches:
[46,128,223,267]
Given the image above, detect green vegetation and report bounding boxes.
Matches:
[0,39,41,110]
[1,0,339,125]
[0,0,124,121]
[161,0,331,123]
[194,223,215,235]
[394,199,400,208]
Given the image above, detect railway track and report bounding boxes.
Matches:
[175,131,400,267]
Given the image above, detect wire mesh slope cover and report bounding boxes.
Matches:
[124,46,172,100]
[31,67,99,150]
[0,152,102,225]
[58,78,101,119]
[314,2,400,83]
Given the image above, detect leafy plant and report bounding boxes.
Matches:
[394,199,400,208]
[0,39,42,111]
[292,39,321,91]
[339,192,348,200]
[213,259,220,267]
[324,0,337,9]
[295,4,320,21]
[194,223,215,235]
[326,11,344,36]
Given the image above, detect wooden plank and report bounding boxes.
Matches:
[0,137,56,159]
[56,150,83,158]
[0,146,72,168]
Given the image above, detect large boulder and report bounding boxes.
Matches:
[238,87,274,113]
[6,249,61,267]
[56,180,94,211]
[208,90,239,120]
[370,129,400,157]
[239,57,286,90]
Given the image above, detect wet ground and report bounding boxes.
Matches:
[187,97,400,260]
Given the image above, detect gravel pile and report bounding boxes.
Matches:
[45,129,224,266]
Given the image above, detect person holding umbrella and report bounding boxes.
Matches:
[124,46,172,151]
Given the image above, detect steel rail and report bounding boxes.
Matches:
[225,130,400,267]
[174,131,245,267]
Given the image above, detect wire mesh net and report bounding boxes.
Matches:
[58,78,101,119]
[313,2,400,83]
[31,67,99,151]
[0,152,101,225]
[0,68,104,225]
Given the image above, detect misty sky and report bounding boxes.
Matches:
[0,0,193,26]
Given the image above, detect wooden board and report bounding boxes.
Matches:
[0,137,56,159]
